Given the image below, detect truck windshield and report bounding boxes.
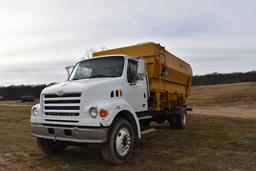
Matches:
[69,56,124,81]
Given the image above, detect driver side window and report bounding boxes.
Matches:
[127,59,138,83]
[75,67,92,80]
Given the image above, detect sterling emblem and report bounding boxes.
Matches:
[56,90,64,96]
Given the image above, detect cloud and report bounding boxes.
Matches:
[0,0,256,85]
[0,60,73,85]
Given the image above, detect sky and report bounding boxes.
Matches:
[0,0,255,86]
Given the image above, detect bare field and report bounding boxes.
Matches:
[0,82,256,171]
[188,82,256,119]
[188,82,256,107]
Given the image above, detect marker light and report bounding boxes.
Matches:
[99,109,109,118]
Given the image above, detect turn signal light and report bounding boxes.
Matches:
[99,109,109,118]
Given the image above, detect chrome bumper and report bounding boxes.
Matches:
[31,123,109,143]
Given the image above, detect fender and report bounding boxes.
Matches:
[90,99,141,138]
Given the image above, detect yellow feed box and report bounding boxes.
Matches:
[93,42,192,111]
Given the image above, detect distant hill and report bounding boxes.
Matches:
[0,71,256,100]
[192,71,256,86]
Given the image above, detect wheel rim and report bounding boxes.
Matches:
[115,127,131,156]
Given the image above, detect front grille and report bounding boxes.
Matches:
[43,92,81,117]
[44,106,80,110]
[45,112,79,116]
[44,100,80,104]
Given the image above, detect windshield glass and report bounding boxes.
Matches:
[69,56,124,81]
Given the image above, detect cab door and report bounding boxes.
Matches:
[124,58,148,112]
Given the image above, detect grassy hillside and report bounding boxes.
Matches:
[188,82,256,107]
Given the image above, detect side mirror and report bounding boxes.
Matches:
[65,65,74,79]
[136,58,145,81]
[137,58,145,74]
[129,58,145,85]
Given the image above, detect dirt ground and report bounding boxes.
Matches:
[0,82,255,171]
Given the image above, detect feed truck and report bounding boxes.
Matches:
[31,42,192,164]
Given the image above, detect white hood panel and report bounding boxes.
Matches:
[42,78,119,95]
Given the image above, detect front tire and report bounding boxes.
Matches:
[36,137,67,155]
[101,118,134,165]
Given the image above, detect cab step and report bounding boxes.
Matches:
[138,116,152,120]
[141,128,156,135]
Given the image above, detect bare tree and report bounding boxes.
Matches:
[81,48,95,59]
[100,46,108,51]
[82,46,108,59]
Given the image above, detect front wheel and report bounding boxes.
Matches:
[101,118,134,165]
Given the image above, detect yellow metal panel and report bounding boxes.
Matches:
[93,42,157,58]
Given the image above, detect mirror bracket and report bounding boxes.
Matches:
[129,73,144,86]
[129,81,137,86]
[65,65,74,79]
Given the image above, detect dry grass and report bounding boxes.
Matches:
[188,82,256,108]
[0,82,256,171]
[188,82,256,119]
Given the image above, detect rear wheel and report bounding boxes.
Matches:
[168,107,187,129]
[101,118,134,165]
[37,137,67,155]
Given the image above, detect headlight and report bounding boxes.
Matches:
[32,107,38,116]
[89,107,98,118]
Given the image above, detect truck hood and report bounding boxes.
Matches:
[42,78,120,95]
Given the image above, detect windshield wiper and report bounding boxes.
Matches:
[70,75,111,81]
[88,74,111,78]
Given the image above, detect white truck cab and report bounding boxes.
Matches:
[31,55,149,164]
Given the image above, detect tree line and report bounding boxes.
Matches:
[0,71,255,100]
[0,85,46,100]
[192,71,256,86]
